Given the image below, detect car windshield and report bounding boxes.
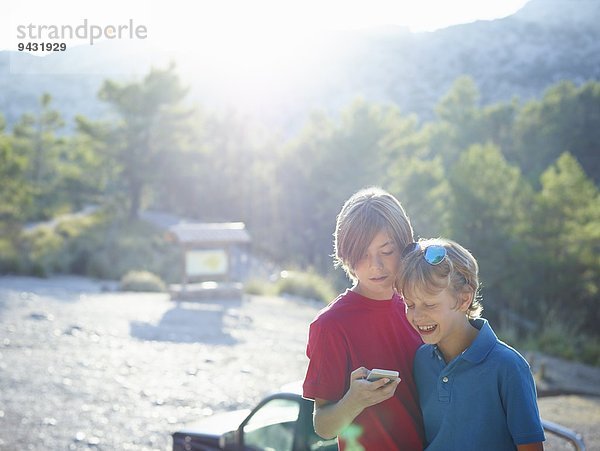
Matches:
[243,398,301,451]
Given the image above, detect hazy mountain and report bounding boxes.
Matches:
[1,0,599,132]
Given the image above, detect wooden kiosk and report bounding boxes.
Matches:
[167,222,251,300]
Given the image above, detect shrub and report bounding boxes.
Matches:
[14,210,181,282]
[0,237,20,273]
[275,269,336,304]
[120,270,166,292]
[580,337,600,367]
[66,214,180,282]
[19,225,65,276]
[243,278,277,296]
[511,310,600,366]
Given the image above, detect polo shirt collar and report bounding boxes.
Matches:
[429,318,498,364]
[461,318,497,363]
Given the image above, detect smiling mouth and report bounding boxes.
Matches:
[370,275,388,282]
[417,324,437,334]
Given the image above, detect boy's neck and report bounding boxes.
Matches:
[351,284,394,300]
[438,321,479,363]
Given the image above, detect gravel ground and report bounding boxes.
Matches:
[0,276,598,451]
[0,276,318,450]
[538,395,600,450]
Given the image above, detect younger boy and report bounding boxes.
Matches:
[397,238,545,451]
[302,187,424,450]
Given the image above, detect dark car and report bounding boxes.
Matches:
[172,382,586,451]
[172,382,336,451]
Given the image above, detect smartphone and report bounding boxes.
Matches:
[366,368,400,382]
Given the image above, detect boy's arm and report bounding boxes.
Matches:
[517,443,544,450]
[312,367,401,439]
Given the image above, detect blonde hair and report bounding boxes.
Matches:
[397,238,483,319]
[333,187,414,281]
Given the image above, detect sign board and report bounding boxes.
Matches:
[185,249,228,277]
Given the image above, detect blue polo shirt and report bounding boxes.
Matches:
[414,318,545,451]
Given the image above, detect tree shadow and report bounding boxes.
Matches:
[130,299,241,344]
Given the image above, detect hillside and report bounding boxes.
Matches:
[1,0,599,131]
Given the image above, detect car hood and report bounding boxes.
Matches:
[177,408,252,436]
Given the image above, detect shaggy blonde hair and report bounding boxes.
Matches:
[397,238,483,319]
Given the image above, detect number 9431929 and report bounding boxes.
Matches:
[18,42,67,52]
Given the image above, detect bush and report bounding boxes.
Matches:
[14,211,181,282]
[275,269,337,304]
[0,237,20,274]
[120,270,166,292]
[580,337,600,367]
[19,225,65,276]
[243,278,277,296]
[527,329,600,367]
[510,311,600,366]
[68,214,180,282]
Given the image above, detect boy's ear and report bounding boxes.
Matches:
[458,290,473,312]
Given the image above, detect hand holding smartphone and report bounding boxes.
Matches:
[366,368,400,383]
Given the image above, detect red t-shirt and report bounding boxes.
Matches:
[303,289,424,450]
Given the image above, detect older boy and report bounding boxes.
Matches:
[302,187,424,450]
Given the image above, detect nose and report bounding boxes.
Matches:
[368,254,384,269]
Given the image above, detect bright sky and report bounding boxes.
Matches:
[2,0,530,109]
[2,0,530,50]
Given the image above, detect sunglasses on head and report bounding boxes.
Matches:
[402,242,447,266]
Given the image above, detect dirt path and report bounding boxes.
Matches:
[0,276,598,450]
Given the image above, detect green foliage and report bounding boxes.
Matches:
[478,101,519,158]
[386,155,450,239]
[79,64,197,218]
[581,337,600,367]
[120,270,166,292]
[512,80,600,184]
[525,153,600,330]
[0,238,20,274]
[4,68,600,362]
[13,211,180,281]
[275,270,337,304]
[529,320,580,362]
[515,312,600,366]
[0,130,32,225]
[243,278,277,296]
[79,217,181,282]
[448,143,531,246]
[12,94,69,220]
[19,225,65,276]
[446,144,534,315]
[16,213,97,276]
[431,76,485,164]
[277,100,407,268]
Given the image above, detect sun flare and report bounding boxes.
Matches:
[4,0,529,110]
